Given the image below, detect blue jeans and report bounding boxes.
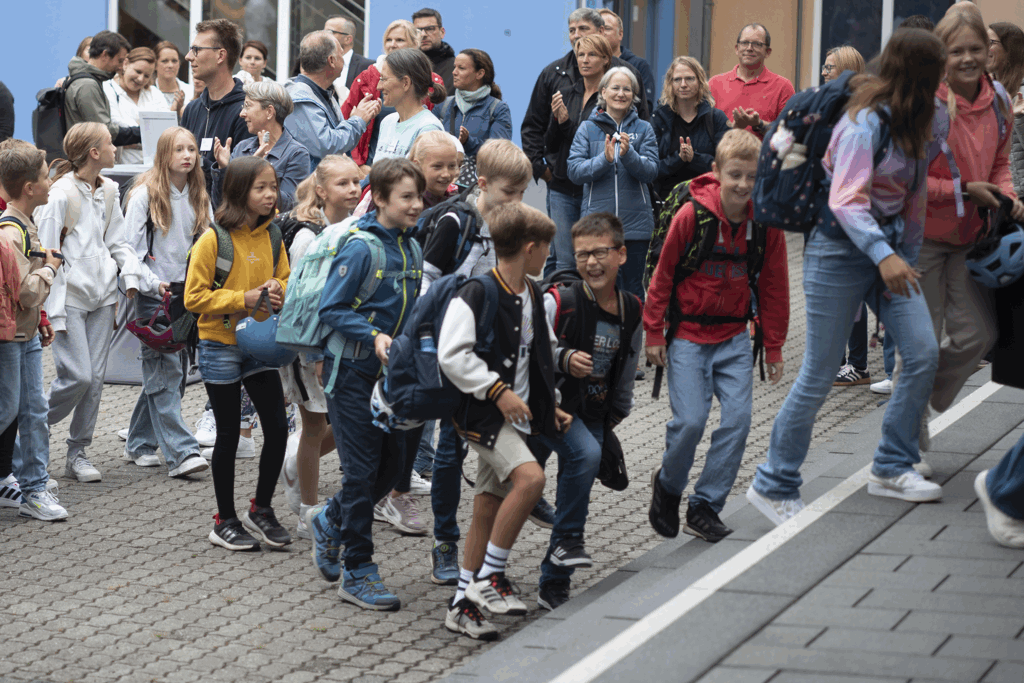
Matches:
[882,327,896,378]
[322,358,415,567]
[413,420,435,475]
[431,419,463,543]
[545,188,582,276]
[753,231,938,500]
[127,297,201,468]
[618,239,650,303]
[986,431,1024,520]
[843,305,869,371]
[657,334,753,512]
[0,338,50,494]
[197,339,277,384]
[532,417,603,587]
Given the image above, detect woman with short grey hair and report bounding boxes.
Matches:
[211,80,310,211]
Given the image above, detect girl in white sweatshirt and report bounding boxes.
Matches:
[36,122,143,482]
[122,127,211,478]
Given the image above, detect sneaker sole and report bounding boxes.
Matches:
[834,377,871,386]
[208,529,260,551]
[682,523,730,543]
[866,481,942,502]
[527,515,553,529]
[66,468,101,483]
[338,587,401,611]
[380,508,428,536]
[296,526,311,540]
[870,388,893,395]
[445,613,499,640]
[196,436,217,448]
[19,505,69,521]
[745,486,787,526]
[465,585,527,616]
[549,556,594,568]
[310,548,341,582]
[0,493,21,508]
[241,513,292,548]
[169,459,210,478]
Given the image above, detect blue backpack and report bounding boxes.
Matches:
[753,70,890,234]
[381,273,499,423]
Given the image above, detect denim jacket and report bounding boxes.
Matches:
[433,95,513,157]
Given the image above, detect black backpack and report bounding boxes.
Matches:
[33,72,99,163]
[413,185,484,276]
[273,210,326,253]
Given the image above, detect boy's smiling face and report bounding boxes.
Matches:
[713,156,757,216]
[573,234,626,293]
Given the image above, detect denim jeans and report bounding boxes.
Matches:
[882,328,896,378]
[431,419,463,543]
[0,338,50,494]
[842,305,869,371]
[618,239,650,303]
[753,231,938,500]
[545,188,583,276]
[127,297,201,468]
[986,430,1024,519]
[657,334,752,512]
[532,417,603,588]
[413,420,436,475]
[322,358,415,567]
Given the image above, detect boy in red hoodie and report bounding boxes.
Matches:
[644,129,789,542]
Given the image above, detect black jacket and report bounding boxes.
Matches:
[180,77,253,199]
[619,48,657,109]
[651,101,730,198]
[543,79,601,197]
[993,276,1024,390]
[0,81,13,142]
[346,53,375,89]
[424,42,456,94]
[521,50,650,187]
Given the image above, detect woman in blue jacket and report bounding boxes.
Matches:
[433,49,512,183]
[568,66,659,300]
[651,56,730,199]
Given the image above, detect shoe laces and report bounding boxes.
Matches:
[459,599,487,624]
[364,575,392,598]
[489,573,521,599]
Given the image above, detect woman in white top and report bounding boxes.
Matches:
[104,47,172,164]
[155,41,192,118]
[239,41,269,83]
[373,48,446,162]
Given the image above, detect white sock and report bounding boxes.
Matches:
[478,542,510,579]
[453,567,474,604]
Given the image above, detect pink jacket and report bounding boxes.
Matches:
[926,79,1015,246]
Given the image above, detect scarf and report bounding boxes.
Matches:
[455,86,491,115]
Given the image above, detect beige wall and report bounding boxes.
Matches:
[975,0,1024,27]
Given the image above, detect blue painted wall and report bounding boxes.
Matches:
[7,0,109,143]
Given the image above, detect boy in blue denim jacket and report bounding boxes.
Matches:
[309,158,425,611]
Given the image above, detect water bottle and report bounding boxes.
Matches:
[780,143,808,171]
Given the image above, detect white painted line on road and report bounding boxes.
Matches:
[549,381,1002,683]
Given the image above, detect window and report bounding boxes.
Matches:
[204,0,279,80]
[290,0,365,79]
[819,0,883,72]
[893,0,953,31]
[118,0,192,81]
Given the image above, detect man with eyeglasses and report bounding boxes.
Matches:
[708,23,794,139]
[181,19,253,196]
[325,15,373,102]
[412,8,455,93]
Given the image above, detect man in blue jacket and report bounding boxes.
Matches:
[284,31,380,171]
[309,158,424,612]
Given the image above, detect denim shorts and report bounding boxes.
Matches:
[197,339,276,385]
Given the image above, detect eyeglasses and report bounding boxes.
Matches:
[605,85,633,94]
[737,40,766,49]
[188,45,223,55]
[419,25,441,33]
[821,64,836,74]
[329,30,351,38]
[574,247,617,263]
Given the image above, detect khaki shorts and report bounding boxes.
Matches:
[469,423,537,498]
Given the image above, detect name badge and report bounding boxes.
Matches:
[200,138,214,152]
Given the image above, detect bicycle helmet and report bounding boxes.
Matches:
[966,194,1024,289]
[234,289,298,367]
[370,377,424,433]
[127,293,186,354]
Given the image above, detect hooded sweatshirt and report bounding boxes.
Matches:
[926,79,1015,246]
[125,185,203,298]
[642,172,790,363]
[64,57,120,140]
[180,78,252,196]
[423,42,455,93]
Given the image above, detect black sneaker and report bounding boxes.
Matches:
[538,580,571,611]
[649,466,681,538]
[209,515,261,551]
[550,540,593,568]
[683,501,733,543]
[528,497,555,529]
[834,364,871,386]
[242,499,292,548]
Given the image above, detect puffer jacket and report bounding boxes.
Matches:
[651,101,730,198]
[1012,79,1024,198]
[567,108,659,241]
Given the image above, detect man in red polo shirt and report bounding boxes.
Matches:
[709,24,795,139]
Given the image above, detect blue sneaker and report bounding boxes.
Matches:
[339,563,401,611]
[528,497,555,529]
[430,541,460,585]
[310,505,342,582]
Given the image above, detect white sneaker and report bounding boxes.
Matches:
[465,572,527,616]
[914,459,934,479]
[117,427,129,441]
[122,446,161,468]
[19,490,68,521]
[408,469,432,496]
[169,455,209,478]
[974,470,1024,548]
[237,435,256,459]
[194,410,217,447]
[0,474,22,508]
[867,470,941,502]
[745,485,805,526]
[378,493,428,535]
[45,479,59,497]
[870,378,893,395]
[279,433,301,516]
[297,503,315,540]
[373,497,389,522]
[65,453,101,482]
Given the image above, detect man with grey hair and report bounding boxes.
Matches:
[284,30,380,171]
[598,9,655,106]
[520,7,649,275]
[325,15,374,100]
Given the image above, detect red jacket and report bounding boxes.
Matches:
[341,63,445,166]
[643,172,789,362]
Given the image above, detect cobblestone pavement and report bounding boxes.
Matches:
[1,233,892,683]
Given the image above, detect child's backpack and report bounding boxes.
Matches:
[645,178,697,290]
[0,215,33,258]
[0,238,19,341]
[32,73,99,163]
[274,209,327,253]
[382,273,499,423]
[753,70,891,234]
[412,184,483,275]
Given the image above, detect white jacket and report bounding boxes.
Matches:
[36,175,142,331]
[103,79,170,164]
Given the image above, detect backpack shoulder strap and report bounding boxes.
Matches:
[50,177,81,238]
[746,221,768,282]
[145,208,155,260]
[346,230,388,309]
[676,199,720,280]
[99,178,117,237]
[0,217,31,257]
[210,224,233,290]
[443,97,458,136]
[991,78,1011,142]
[473,273,501,344]
[550,282,578,340]
[487,98,500,124]
[930,97,965,218]
[267,221,283,271]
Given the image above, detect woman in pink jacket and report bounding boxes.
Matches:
[921,7,1024,421]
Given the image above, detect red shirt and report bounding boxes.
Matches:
[709,65,795,138]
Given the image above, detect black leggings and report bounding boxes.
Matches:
[0,417,16,480]
[204,371,288,521]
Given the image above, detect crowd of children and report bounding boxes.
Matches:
[2,0,1024,645]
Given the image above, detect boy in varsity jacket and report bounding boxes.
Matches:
[644,130,789,543]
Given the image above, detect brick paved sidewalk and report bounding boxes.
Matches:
[0,232,891,683]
